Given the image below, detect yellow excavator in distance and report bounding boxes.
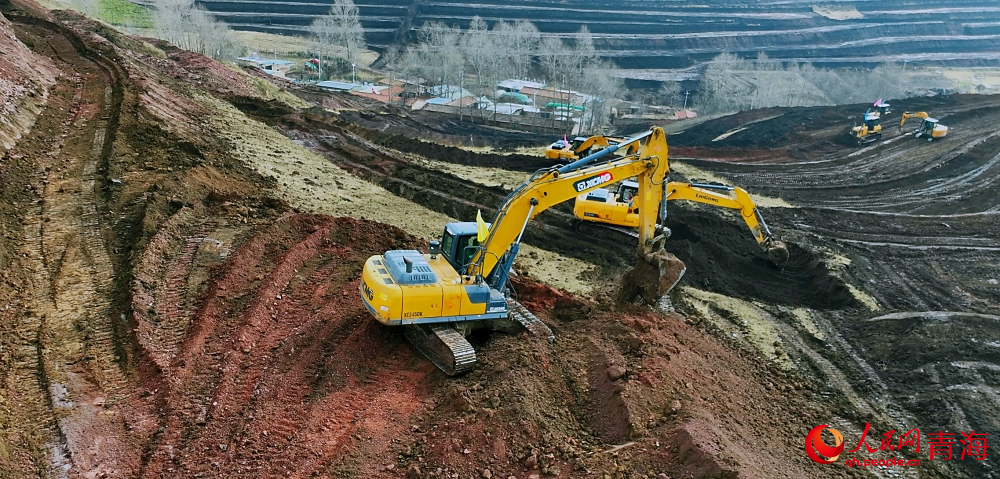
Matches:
[900,111,948,141]
[360,128,679,375]
[544,134,638,161]
[850,109,883,145]
[573,180,789,266]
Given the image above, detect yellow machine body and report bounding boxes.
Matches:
[574,181,774,246]
[544,135,636,161]
[361,128,671,326]
[850,109,883,144]
[900,111,948,140]
[360,253,500,326]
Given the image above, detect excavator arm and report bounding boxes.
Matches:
[665,182,788,265]
[899,111,928,127]
[545,135,639,161]
[472,128,671,283]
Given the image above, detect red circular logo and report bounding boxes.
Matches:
[805,425,844,464]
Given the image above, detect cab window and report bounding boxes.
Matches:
[457,235,481,270]
[441,230,455,262]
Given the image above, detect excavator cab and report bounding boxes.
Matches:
[617,181,639,211]
[921,119,937,133]
[864,111,880,130]
[439,223,483,274]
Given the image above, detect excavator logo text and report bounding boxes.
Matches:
[695,193,719,203]
[574,172,613,192]
[362,281,374,301]
[805,425,845,464]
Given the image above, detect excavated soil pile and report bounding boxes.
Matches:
[133,214,437,478]
[664,206,858,310]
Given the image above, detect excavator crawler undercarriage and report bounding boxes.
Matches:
[401,299,553,375]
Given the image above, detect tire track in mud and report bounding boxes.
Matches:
[5,12,136,477]
[140,215,431,478]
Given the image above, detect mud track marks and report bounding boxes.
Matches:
[3,11,133,477]
[140,215,430,478]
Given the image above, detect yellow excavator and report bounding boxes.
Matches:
[573,180,789,266]
[360,128,679,375]
[900,111,948,141]
[544,134,638,161]
[850,109,883,145]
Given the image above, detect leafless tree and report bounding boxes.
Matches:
[309,0,365,79]
[536,36,569,81]
[506,21,540,80]
[152,0,243,60]
[400,22,463,91]
[461,17,493,95]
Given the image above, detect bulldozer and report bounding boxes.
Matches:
[573,180,789,266]
[544,134,637,161]
[360,128,680,375]
[873,99,891,117]
[900,111,948,141]
[850,109,883,145]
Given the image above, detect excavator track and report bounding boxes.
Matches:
[508,300,554,342]
[401,300,554,376]
[402,324,477,376]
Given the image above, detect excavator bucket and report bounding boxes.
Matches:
[766,240,790,267]
[619,247,686,306]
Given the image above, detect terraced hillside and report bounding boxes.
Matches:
[195,0,1000,72]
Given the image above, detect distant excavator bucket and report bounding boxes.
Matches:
[766,240,790,268]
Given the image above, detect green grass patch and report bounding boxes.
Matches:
[96,0,152,28]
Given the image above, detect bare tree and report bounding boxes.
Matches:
[461,17,493,95]
[309,0,365,79]
[401,22,463,91]
[152,0,243,60]
[536,36,568,81]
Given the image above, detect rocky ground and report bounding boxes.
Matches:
[0,1,997,478]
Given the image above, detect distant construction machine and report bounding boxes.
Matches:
[573,180,789,266]
[545,134,638,161]
[873,99,891,117]
[850,109,883,145]
[900,112,949,141]
[360,128,680,375]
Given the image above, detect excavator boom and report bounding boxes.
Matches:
[360,127,678,375]
[573,180,788,266]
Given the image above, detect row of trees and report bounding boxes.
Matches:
[151,0,244,60]
[697,53,953,114]
[378,18,621,132]
[307,0,365,78]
